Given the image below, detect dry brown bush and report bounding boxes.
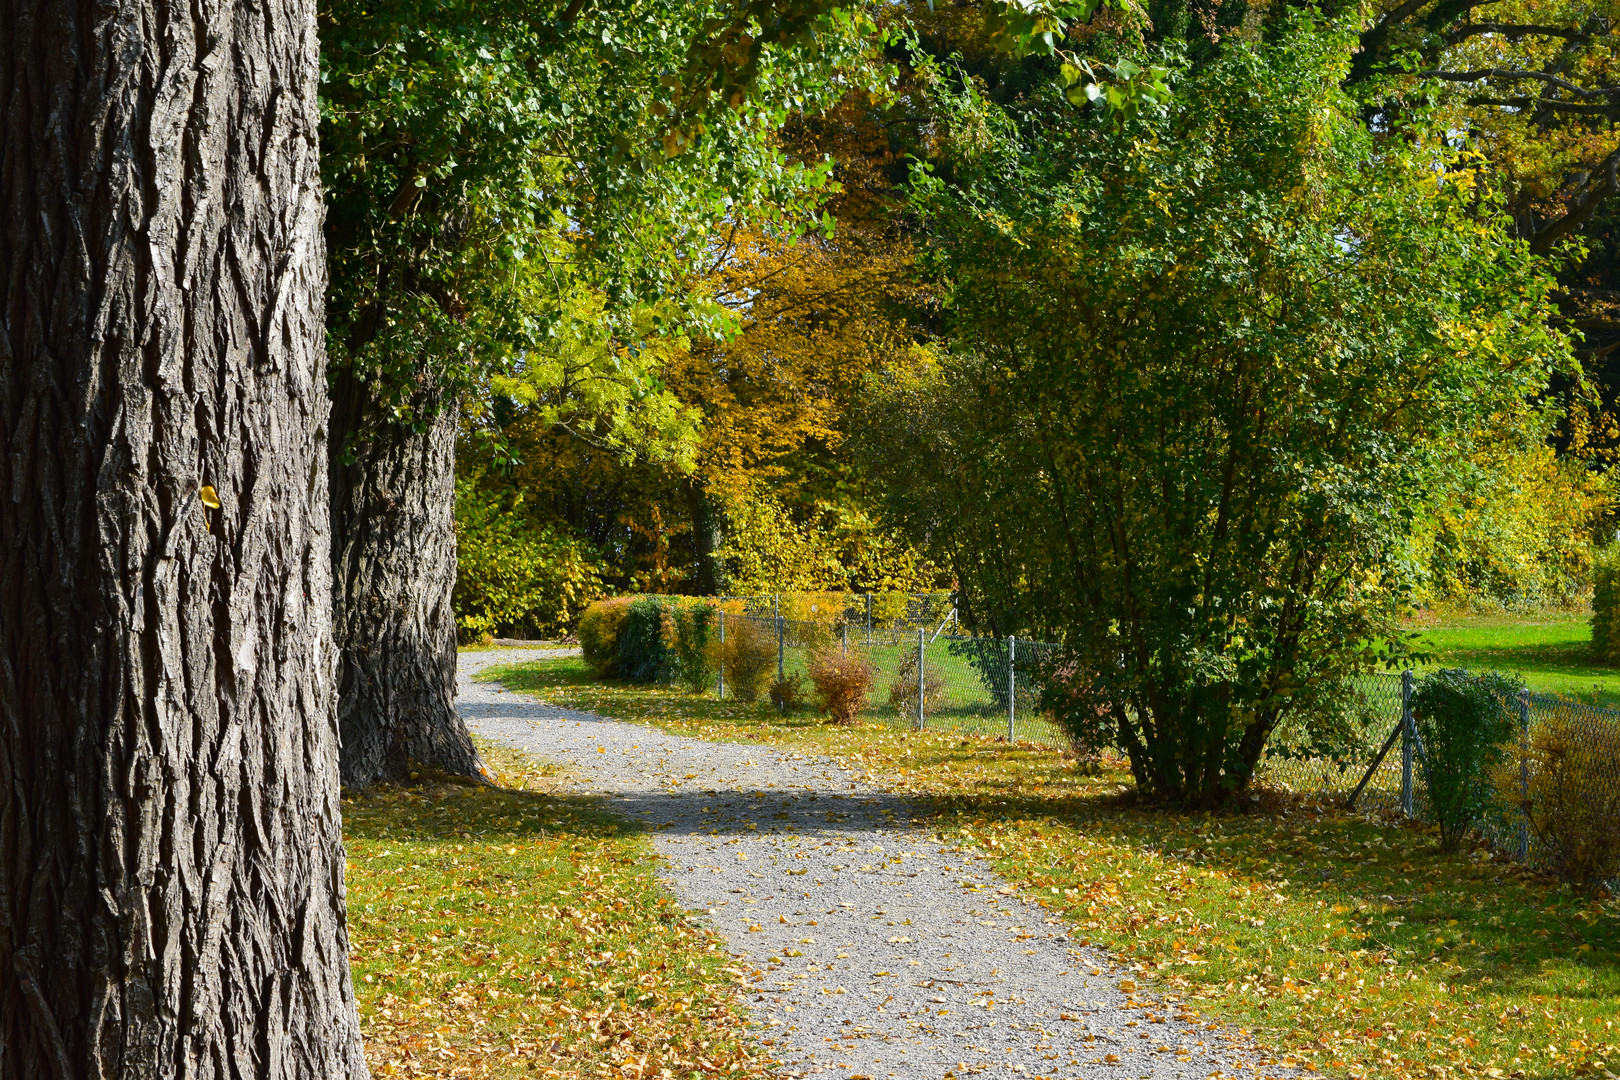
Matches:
[769,673,808,712]
[807,649,875,725]
[1517,709,1620,889]
[720,618,776,702]
[886,648,945,721]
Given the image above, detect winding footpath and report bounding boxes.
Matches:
[459,649,1295,1080]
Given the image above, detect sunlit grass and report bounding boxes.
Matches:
[483,656,1620,1080]
[344,740,770,1079]
[1411,612,1620,707]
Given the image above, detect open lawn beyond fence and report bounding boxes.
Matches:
[717,612,1620,886]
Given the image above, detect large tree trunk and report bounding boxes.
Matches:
[0,0,368,1073]
[688,479,726,596]
[329,370,486,789]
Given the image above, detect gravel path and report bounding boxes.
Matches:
[459,649,1294,1080]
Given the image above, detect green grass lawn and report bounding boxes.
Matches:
[480,655,1620,1080]
[1410,612,1620,708]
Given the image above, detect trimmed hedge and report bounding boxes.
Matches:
[579,598,632,678]
[577,595,720,688]
[618,598,676,684]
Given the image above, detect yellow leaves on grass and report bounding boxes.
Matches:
[344,742,772,1080]
[485,660,1620,1080]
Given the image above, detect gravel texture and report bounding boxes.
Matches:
[458,649,1295,1080]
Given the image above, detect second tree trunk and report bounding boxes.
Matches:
[330,372,487,788]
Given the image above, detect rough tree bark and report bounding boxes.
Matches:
[329,370,486,789]
[0,0,369,1074]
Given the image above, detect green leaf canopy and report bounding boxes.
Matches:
[859,21,1572,805]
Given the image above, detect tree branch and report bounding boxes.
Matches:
[1350,0,1480,83]
[1464,95,1620,116]
[1530,145,1620,254]
[1402,67,1611,97]
[1445,21,1592,42]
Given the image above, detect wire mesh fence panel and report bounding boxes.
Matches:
[1007,639,1080,750]
[1255,672,1413,813]
[1498,692,1620,886]
[849,632,930,730]
[906,633,1005,740]
[710,592,958,639]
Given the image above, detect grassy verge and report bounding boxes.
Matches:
[1412,612,1620,708]
[344,740,769,1080]
[483,656,1620,1080]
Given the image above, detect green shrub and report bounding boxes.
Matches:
[578,598,632,678]
[807,649,874,724]
[1592,547,1620,666]
[617,598,676,684]
[673,603,720,694]
[453,483,605,641]
[720,618,776,703]
[1033,651,1116,759]
[1411,668,1522,851]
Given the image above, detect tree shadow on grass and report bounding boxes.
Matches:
[343,775,627,845]
[971,783,1620,1008]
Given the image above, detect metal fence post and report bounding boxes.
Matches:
[777,614,786,712]
[866,593,873,642]
[842,621,848,654]
[717,610,726,700]
[1517,688,1531,861]
[1400,669,1415,818]
[1007,635,1017,743]
[916,628,926,731]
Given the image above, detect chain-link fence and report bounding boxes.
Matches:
[704,607,1620,883]
[1258,672,1412,814]
[1261,672,1620,885]
[712,612,1073,748]
[712,592,957,635]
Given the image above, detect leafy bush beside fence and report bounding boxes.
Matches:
[808,649,874,724]
[618,598,677,684]
[1592,547,1620,665]
[1410,668,1522,851]
[579,595,719,689]
[672,605,721,694]
[579,598,632,678]
[720,619,776,702]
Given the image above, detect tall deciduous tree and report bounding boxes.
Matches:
[319,0,865,786]
[0,0,367,1072]
[456,87,946,600]
[860,22,1570,805]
